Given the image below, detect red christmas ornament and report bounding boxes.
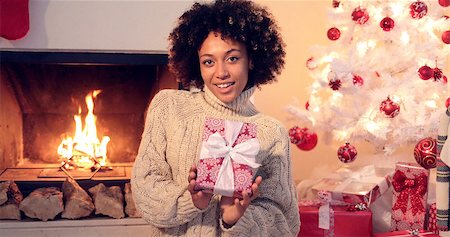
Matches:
[352,7,369,25]
[418,65,433,80]
[409,1,428,19]
[380,97,400,118]
[352,74,364,86]
[288,126,318,151]
[327,27,341,41]
[434,67,443,81]
[306,57,317,70]
[289,126,303,145]
[296,131,318,151]
[443,75,448,84]
[446,97,450,108]
[380,17,395,31]
[332,0,340,8]
[337,142,357,163]
[439,0,450,7]
[414,137,437,169]
[442,30,450,44]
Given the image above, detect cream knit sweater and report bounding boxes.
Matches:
[131,87,300,236]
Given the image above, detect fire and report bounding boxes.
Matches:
[57,90,110,169]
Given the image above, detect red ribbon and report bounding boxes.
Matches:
[392,170,428,215]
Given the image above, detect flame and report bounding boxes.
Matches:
[58,90,110,169]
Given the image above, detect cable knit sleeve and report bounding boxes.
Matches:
[131,90,204,228]
[221,122,300,236]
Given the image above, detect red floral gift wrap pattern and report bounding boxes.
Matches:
[391,162,429,231]
[195,118,261,198]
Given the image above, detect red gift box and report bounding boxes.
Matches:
[298,201,372,237]
[427,203,437,233]
[391,162,429,231]
[373,230,439,236]
[195,118,261,198]
[311,165,392,206]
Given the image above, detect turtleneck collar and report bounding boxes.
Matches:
[203,86,259,117]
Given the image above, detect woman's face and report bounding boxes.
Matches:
[198,32,250,104]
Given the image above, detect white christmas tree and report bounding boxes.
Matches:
[287,0,450,154]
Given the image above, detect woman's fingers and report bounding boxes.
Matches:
[250,176,262,201]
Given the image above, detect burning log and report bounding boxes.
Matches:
[19,187,64,221]
[124,182,141,218]
[0,181,23,220]
[88,183,124,219]
[61,177,94,219]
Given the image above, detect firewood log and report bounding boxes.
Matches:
[88,183,124,219]
[19,187,63,221]
[61,177,94,219]
[124,182,141,218]
[0,181,23,220]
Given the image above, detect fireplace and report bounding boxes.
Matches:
[0,50,177,231]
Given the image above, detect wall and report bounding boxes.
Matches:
[1,0,449,183]
[0,0,195,52]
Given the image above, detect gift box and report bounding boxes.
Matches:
[194,118,261,198]
[311,165,392,206]
[427,203,438,233]
[373,230,439,236]
[298,200,373,237]
[391,162,429,231]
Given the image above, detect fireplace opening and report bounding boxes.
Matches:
[0,50,177,193]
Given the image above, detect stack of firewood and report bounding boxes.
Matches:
[0,179,141,221]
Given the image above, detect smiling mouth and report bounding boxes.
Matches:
[216,82,235,88]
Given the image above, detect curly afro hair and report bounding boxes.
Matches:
[168,0,286,89]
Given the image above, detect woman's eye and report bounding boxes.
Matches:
[227,56,239,62]
[202,59,214,66]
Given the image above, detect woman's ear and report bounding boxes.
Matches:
[249,59,254,70]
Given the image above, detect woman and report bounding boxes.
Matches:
[131,0,300,236]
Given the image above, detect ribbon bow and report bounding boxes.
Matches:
[392,170,428,215]
[199,120,261,197]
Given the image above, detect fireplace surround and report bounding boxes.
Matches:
[1,50,177,173]
[0,50,178,235]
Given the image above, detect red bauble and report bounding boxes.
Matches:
[332,0,340,8]
[446,97,450,108]
[296,131,318,151]
[380,97,400,118]
[442,30,450,44]
[306,57,317,70]
[327,27,341,41]
[352,7,369,25]
[337,142,357,163]
[418,65,433,80]
[380,17,395,31]
[414,137,437,169]
[434,67,443,81]
[289,126,303,145]
[443,75,448,84]
[439,0,450,7]
[409,1,428,19]
[289,126,318,151]
[352,74,364,86]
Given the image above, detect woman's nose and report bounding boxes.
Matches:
[216,62,230,79]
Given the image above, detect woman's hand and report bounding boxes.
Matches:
[188,164,213,210]
[220,176,263,227]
